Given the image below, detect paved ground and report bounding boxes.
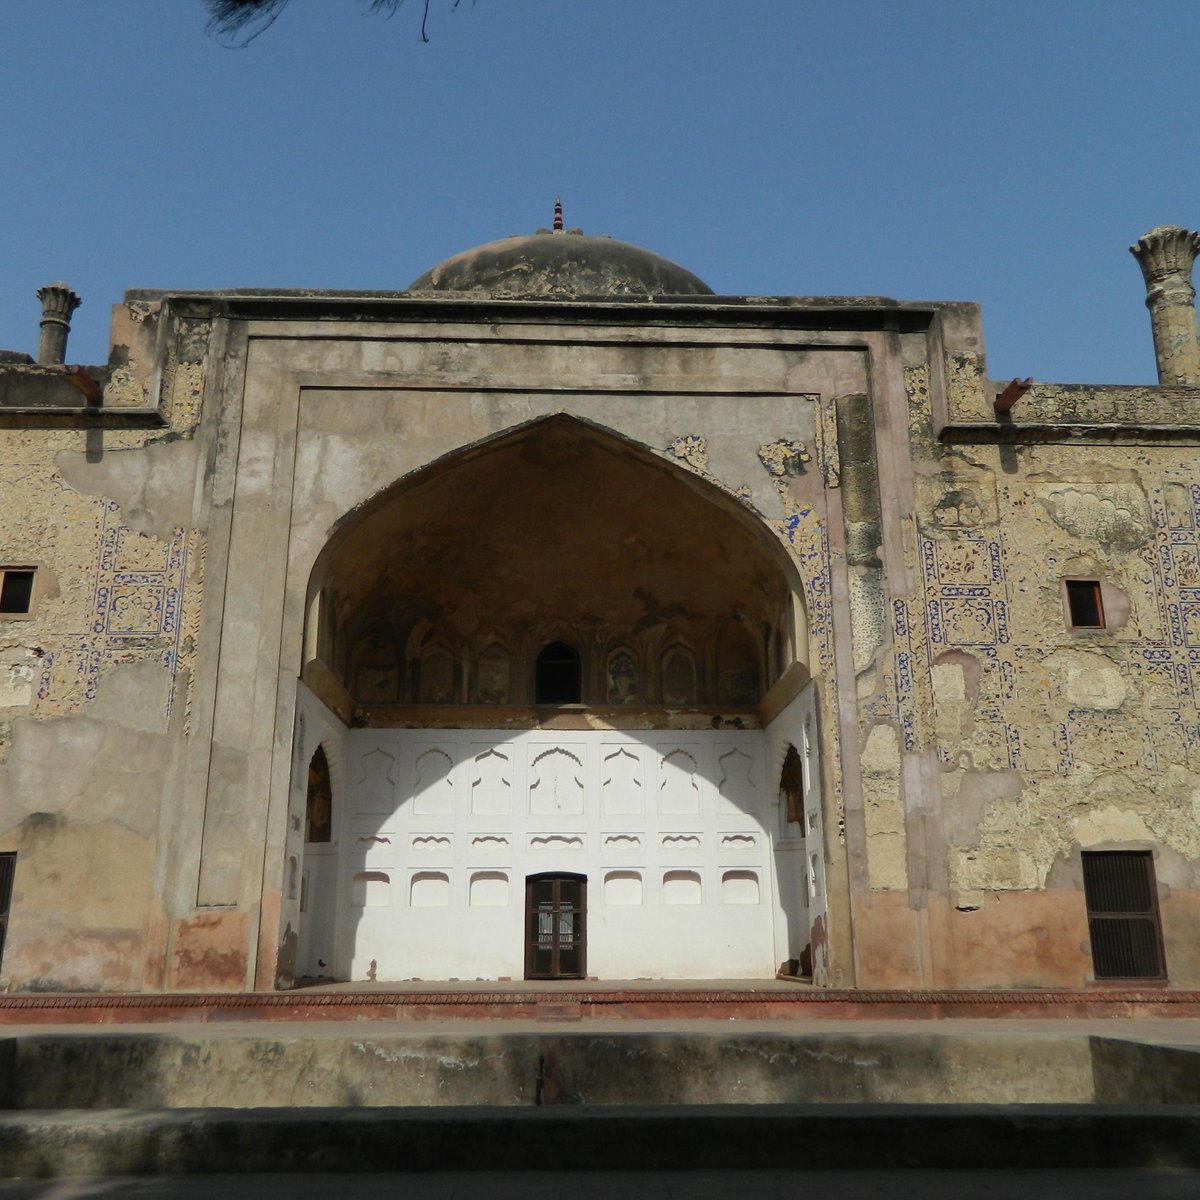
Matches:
[4,1171,1200,1199]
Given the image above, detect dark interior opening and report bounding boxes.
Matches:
[1066,579,1104,628]
[0,570,34,615]
[535,641,582,704]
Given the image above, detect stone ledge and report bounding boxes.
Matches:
[4,986,1200,1024]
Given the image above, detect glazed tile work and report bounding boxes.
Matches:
[33,502,192,719]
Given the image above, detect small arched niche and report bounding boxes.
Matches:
[305,746,333,844]
[303,416,807,715]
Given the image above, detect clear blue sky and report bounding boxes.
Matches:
[2,1,1197,383]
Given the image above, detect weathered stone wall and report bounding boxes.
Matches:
[4,281,1200,995]
[0,299,208,991]
[839,346,1200,987]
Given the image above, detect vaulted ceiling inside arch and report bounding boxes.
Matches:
[316,419,795,649]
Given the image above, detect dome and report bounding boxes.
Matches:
[409,230,713,298]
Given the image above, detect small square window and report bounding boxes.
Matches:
[1065,579,1104,629]
[0,569,35,616]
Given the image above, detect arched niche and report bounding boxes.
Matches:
[305,745,333,843]
[302,415,807,715]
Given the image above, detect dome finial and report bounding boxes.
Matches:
[553,197,563,233]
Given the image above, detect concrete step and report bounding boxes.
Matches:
[3,1105,1200,1178]
[5,1029,1200,1109]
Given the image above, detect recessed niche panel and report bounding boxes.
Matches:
[411,834,451,850]
[354,835,394,866]
[471,747,511,816]
[355,747,397,814]
[419,645,454,704]
[410,871,450,907]
[601,747,642,815]
[662,870,702,905]
[477,644,511,704]
[717,748,756,817]
[529,746,585,816]
[721,870,760,904]
[660,749,700,816]
[721,833,757,850]
[470,834,510,851]
[603,833,642,850]
[604,871,643,906]
[469,871,509,907]
[529,834,584,851]
[662,833,702,849]
[661,645,698,706]
[412,747,454,816]
[351,870,390,907]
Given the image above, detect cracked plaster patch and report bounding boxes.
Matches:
[758,439,811,478]
[667,434,708,471]
[1035,482,1153,553]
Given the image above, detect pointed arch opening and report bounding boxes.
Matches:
[302,414,808,718]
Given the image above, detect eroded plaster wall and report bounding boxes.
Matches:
[0,300,209,990]
[836,340,1200,988]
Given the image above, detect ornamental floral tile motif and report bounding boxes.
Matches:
[35,500,192,719]
[886,481,1200,775]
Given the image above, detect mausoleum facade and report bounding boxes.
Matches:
[1,220,1199,994]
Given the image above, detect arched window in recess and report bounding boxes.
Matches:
[305,745,333,843]
[535,641,582,704]
[780,744,804,829]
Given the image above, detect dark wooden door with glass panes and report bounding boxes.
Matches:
[525,873,586,979]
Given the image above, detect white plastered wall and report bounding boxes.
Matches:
[290,710,791,980]
[764,681,823,976]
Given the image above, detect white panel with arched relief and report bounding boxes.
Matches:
[662,869,703,905]
[469,871,509,907]
[469,834,510,852]
[529,833,584,851]
[602,833,642,851]
[411,747,455,816]
[659,748,700,815]
[470,745,512,815]
[720,832,758,853]
[716,747,756,817]
[528,746,585,816]
[355,747,397,814]
[323,715,779,982]
[410,870,450,907]
[351,870,390,907]
[604,870,643,906]
[721,869,760,905]
[601,745,643,815]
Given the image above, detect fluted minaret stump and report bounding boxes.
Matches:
[35,282,81,366]
[1130,225,1200,386]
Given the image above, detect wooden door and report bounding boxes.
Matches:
[525,873,586,979]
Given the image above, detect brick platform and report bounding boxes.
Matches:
[3,983,1200,1024]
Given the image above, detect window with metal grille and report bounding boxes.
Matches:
[1082,850,1166,981]
[0,853,15,973]
[0,569,35,616]
[1065,579,1104,629]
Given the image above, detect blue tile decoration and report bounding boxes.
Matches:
[894,481,1200,775]
[35,499,190,719]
